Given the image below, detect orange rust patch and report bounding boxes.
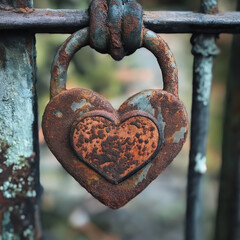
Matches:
[123,14,140,35]
[72,115,160,184]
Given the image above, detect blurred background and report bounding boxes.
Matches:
[34,0,237,239]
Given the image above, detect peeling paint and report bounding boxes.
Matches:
[168,50,173,57]
[92,27,107,52]
[50,28,89,98]
[71,99,91,112]
[201,0,218,13]
[156,107,166,142]
[145,30,157,38]
[65,32,84,55]
[143,28,179,97]
[194,153,207,174]
[26,190,36,198]
[23,225,34,239]
[135,163,152,186]
[1,177,23,198]
[1,206,35,239]
[0,36,35,169]
[4,155,29,171]
[2,209,34,239]
[173,127,187,143]
[128,91,154,116]
[2,211,19,240]
[89,0,142,60]
[171,61,176,68]
[191,34,219,106]
[0,24,40,238]
[194,57,212,106]
[53,110,63,118]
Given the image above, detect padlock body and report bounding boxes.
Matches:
[42,88,188,209]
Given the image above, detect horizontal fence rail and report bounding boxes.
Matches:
[0,9,240,33]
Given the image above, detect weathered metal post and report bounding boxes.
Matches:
[214,1,240,239]
[185,0,219,240]
[0,1,41,239]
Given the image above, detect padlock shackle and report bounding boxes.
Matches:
[50,28,89,98]
[142,28,178,97]
[50,27,178,99]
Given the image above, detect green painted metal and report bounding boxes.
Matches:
[185,0,219,239]
[0,1,41,239]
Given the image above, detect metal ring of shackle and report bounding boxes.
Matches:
[50,27,179,99]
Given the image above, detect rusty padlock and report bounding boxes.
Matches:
[42,26,188,209]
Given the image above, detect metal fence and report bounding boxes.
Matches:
[0,0,239,239]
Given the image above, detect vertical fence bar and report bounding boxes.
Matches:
[185,1,219,240]
[214,1,240,239]
[0,1,41,239]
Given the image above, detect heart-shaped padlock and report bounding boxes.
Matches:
[42,27,188,209]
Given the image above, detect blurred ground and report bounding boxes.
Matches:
[35,0,236,239]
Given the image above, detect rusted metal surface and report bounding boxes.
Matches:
[185,0,219,239]
[51,27,179,99]
[43,88,188,209]
[121,0,142,56]
[89,0,108,54]
[1,9,240,34]
[142,28,178,97]
[90,0,142,60]
[71,111,161,184]
[42,24,188,208]
[108,0,125,59]
[50,28,89,98]
[0,0,41,238]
